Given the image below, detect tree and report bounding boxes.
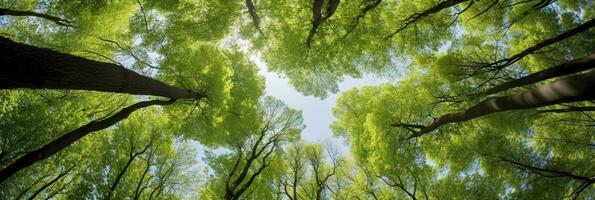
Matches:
[398,68,595,139]
[1,0,594,199]
[0,99,175,183]
[0,8,71,27]
[199,97,304,199]
[0,36,204,100]
[246,0,584,97]
[277,142,344,200]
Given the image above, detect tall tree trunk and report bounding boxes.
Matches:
[0,99,175,184]
[405,69,595,138]
[0,36,203,100]
[485,53,595,95]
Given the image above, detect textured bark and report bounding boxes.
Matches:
[0,8,71,27]
[485,53,595,95]
[0,36,203,100]
[0,99,175,184]
[386,0,470,39]
[403,69,595,138]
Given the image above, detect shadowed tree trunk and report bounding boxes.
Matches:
[397,69,595,138]
[0,36,203,99]
[0,99,176,184]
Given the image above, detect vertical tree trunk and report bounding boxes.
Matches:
[0,99,175,184]
[0,36,202,99]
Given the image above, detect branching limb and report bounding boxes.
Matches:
[307,0,340,47]
[471,18,595,75]
[397,70,595,139]
[245,0,264,35]
[484,53,595,95]
[343,0,383,39]
[386,0,470,39]
[0,8,72,27]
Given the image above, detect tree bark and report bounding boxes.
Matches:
[405,69,595,138]
[0,99,175,184]
[485,53,595,95]
[0,36,203,100]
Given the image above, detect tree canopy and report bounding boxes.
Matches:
[0,0,593,199]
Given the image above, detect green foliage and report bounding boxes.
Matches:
[0,0,593,199]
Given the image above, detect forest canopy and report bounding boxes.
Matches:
[0,0,593,199]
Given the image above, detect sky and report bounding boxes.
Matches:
[250,55,393,152]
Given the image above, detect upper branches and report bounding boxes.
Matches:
[343,0,383,39]
[0,8,72,27]
[484,53,595,95]
[245,0,264,35]
[385,0,470,39]
[395,70,595,139]
[463,18,595,80]
[481,153,594,199]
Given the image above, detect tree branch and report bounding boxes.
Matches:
[402,70,595,139]
[484,53,595,95]
[307,0,340,47]
[0,8,72,27]
[0,99,176,184]
[385,0,470,39]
